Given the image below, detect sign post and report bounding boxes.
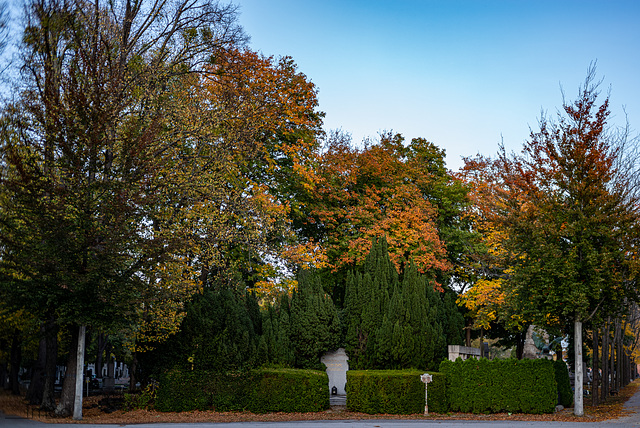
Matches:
[420,373,433,415]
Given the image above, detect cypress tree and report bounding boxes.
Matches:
[289,269,341,369]
[345,237,398,368]
[344,237,455,370]
[138,285,262,376]
[440,289,465,347]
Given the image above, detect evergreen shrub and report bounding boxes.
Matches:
[439,358,557,414]
[346,370,447,414]
[553,360,573,407]
[155,368,329,413]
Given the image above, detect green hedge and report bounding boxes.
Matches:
[554,360,573,407]
[156,368,329,413]
[439,358,557,414]
[346,370,447,414]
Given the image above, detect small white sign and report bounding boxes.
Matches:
[420,373,432,415]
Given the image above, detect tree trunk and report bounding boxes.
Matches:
[601,317,609,402]
[616,319,622,391]
[129,351,138,392]
[27,327,46,404]
[465,319,472,347]
[516,331,525,360]
[623,350,630,387]
[73,325,86,420]
[479,327,484,358]
[9,329,22,395]
[0,361,7,389]
[55,326,78,417]
[611,318,616,393]
[574,318,584,416]
[40,317,58,411]
[592,324,599,406]
[95,333,107,380]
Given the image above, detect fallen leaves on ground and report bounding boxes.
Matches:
[1,380,638,424]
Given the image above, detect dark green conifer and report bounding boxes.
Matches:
[289,269,341,369]
[345,237,455,370]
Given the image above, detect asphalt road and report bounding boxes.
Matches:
[2,418,638,428]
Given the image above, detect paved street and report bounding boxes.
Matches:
[2,417,638,428]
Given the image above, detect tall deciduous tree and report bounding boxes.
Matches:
[494,67,640,415]
[305,132,472,306]
[0,0,248,417]
[457,155,530,353]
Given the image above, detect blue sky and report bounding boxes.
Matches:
[236,0,640,170]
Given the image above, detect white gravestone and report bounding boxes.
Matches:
[320,348,349,395]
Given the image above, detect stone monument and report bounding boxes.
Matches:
[320,348,349,395]
[447,345,480,361]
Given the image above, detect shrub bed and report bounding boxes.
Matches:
[439,358,557,414]
[346,370,447,414]
[156,368,329,413]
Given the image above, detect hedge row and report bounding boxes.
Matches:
[554,360,573,407]
[346,370,447,414]
[156,360,570,415]
[439,358,557,414]
[155,368,329,413]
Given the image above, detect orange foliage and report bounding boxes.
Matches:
[307,132,450,284]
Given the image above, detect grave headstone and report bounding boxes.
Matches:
[320,348,349,395]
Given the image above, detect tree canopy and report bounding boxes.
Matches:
[460,67,640,415]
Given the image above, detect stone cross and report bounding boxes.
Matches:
[420,373,433,415]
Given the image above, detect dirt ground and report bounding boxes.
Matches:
[1,381,637,425]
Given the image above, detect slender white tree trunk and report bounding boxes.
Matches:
[575,319,583,416]
[73,325,86,420]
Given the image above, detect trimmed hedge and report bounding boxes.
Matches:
[156,368,329,413]
[554,360,573,407]
[346,370,447,414]
[439,358,557,414]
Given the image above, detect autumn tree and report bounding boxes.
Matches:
[123,48,325,353]
[493,68,640,416]
[196,47,326,299]
[457,155,531,354]
[0,0,252,417]
[303,132,473,308]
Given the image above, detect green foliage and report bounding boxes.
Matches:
[375,261,445,369]
[123,383,157,411]
[289,269,341,369]
[439,358,557,414]
[138,286,261,378]
[155,368,329,413]
[440,289,466,347]
[260,298,295,367]
[344,238,395,368]
[248,368,329,413]
[345,237,453,370]
[346,370,447,414]
[0,0,248,335]
[554,360,573,408]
